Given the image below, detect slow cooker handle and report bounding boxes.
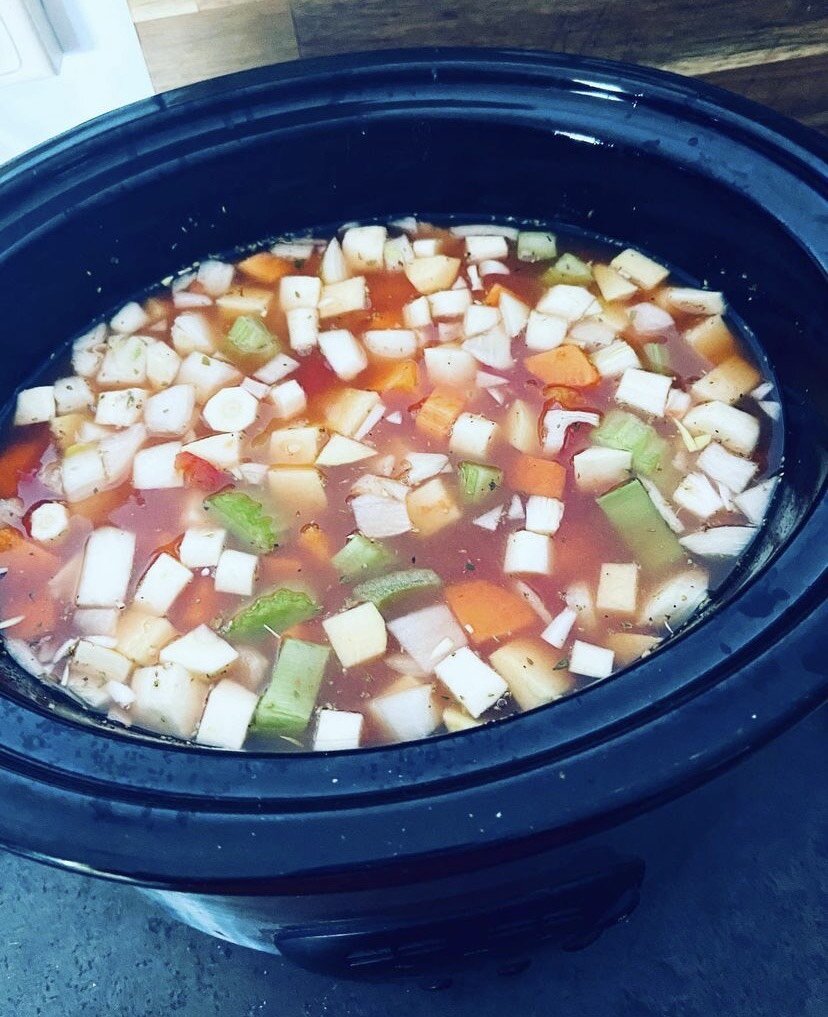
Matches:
[275,856,644,980]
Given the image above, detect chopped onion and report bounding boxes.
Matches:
[680,526,756,558]
[734,477,777,525]
[542,409,600,455]
[638,476,685,533]
[512,580,553,624]
[541,607,578,649]
[472,503,504,531]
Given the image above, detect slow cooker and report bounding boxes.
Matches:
[0,50,825,980]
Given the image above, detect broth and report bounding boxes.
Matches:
[0,222,779,750]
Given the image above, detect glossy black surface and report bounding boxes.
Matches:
[0,50,825,889]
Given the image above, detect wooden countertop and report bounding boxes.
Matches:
[128,0,827,131]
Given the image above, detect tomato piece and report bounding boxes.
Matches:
[174,452,230,493]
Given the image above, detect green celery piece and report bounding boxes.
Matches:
[516,231,557,263]
[226,315,276,356]
[252,638,330,736]
[352,568,442,612]
[458,461,503,502]
[591,409,668,478]
[597,479,684,570]
[644,342,671,375]
[332,533,397,582]
[205,490,279,553]
[541,252,593,286]
[222,587,320,640]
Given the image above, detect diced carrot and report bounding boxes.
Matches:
[509,455,566,498]
[237,252,295,285]
[297,523,331,564]
[445,579,537,645]
[0,433,48,499]
[525,345,600,387]
[543,385,586,409]
[484,283,506,307]
[364,359,420,394]
[70,484,131,523]
[368,310,403,329]
[366,270,416,311]
[258,555,306,584]
[281,621,318,641]
[171,574,223,631]
[0,526,24,553]
[175,452,230,493]
[414,392,465,440]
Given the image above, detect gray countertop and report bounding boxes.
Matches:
[1,707,825,1017]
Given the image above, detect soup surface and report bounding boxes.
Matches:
[0,222,779,750]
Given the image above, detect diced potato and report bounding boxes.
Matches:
[171,312,215,356]
[573,447,632,493]
[593,264,638,301]
[318,277,367,319]
[268,466,327,514]
[569,639,615,678]
[610,249,669,290]
[196,260,234,297]
[504,530,553,575]
[76,527,136,609]
[364,328,419,359]
[696,442,758,494]
[287,307,320,355]
[403,295,432,329]
[615,368,672,417]
[181,432,241,469]
[179,526,226,568]
[384,234,415,272]
[318,329,368,380]
[370,684,441,742]
[270,425,326,465]
[50,413,86,451]
[132,441,184,489]
[662,287,724,316]
[279,275,322,313]
[673,472,723,519]
[590,341,641,378]
[606,631,661,667]
[323,387,381,437]
[97,335,147,388]
[67,640,133,708]
[462,323,514,370]
[134,552,193,615]
[536,284,600,322]
[14,386,56,425]
[61,444,106,502]
[221,645,270,694]
[412,238,441,256]
[428,288,472,319]
[74,607,120,638]
[407,476,462,537]
[160,624,238,676]
[131,662,209,739]
[449,412,499,460]
[320,237,349,284]
[682,401,759,456]
[524,310,567,351]
[145,341,182,389]
[196,679,258,749]
[434,646,508,718]
[269,379,308,419]
[404,255,461,295]
[499,290,530,337]
[489,637,574,709]
[72,325,106,378]
[442,705,481,732]
[323,602,387,667]
[424,346,477,388]
[596,563,639,614]
[95,388,147,427]
[176,352,241,403]
[116,608,179,665]
[342,225,387,271]
[144,384,196,436]
[465,235,508,263]
[313,709,365,750]
[683,315,736,363]
[504,399,541,454]
[216,286,273,317]
[54,376,93,415]
[214,548,258,596]
[689,355,762,405]
[387,603,468,671]
[254,352,300,385]
[110,301,149,334]
[351,493,412,538]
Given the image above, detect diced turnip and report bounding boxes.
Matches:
[568,319,617,350]
[666,388,692,419]
[525,495,564,536]
[97,335,147,388]
[683,315,736,363]
[450,223,519,239]
[596,563,639,614]
[318,329,368,380]
[403,296,432,329]
[734,477,777,525]
[640,568,709,631]
[489,637,574,709]
[690,355,762,405]
[61,444,105,502]
[145,340,182,389]
[254,352,299,385]
[569,639,614,678]
[221,644,269,694]
[214,548,258,596]
[450,412,499,460]
[324,388,381,436]
[462,323,514,369]
[320,237,349,284]
[110,301,149,334]
[412,238,441,256]
[663,287,724,316]
[363,328,418,359]
[75,608,120,638]
[673,472,723,519]
[387,603,467,671]
[76,527,136,608]
[319,277,368,318]
[478,260,509,277]
[573,447,632,493]
[171,312,216,355]
[424,346,477,388]
[606,631,661,667]
[132,441,184,488]
[131,662,209,738]
[279,275,322,311]
[370,684,440,742]
[428,288,472,320]
[176,351,241,403]
[193,679,257,749]
[680,526,756,558]
[14,386,55,425]
[179,526,226,568]
[173,291,212,310]
[323,602,387,668]
[504,530,553,575]
[542,409,600,455]
[541,606,578,649]
[203,385,258,432]
[269,425,325,465]
[610,249,669,290]
[287,307,320,355]
[593,264,638,301]
[473,503,504,531]
[316,434,376,466]
[313,709,364,751]
[160,624,238,676]
[404,255,461,295]
[95,388,147,428]
[240,376,270,400]
[434,646,508,718]
[144,383,196,436]
[536,284,600,322]
[341,225,387,271]
[351,473,408,500]
[29,502,69,543]
[134,552,193,615]
[269,378,308,419]
[696,441,758,493]
[464,235,509,263]
[504,399,541,455]
[615,368,671,417]
[268,466,327,514]
[67,640,133,708]
[628,302,675,336]
[683,401,759,456]
[54,376,93,415]
[116,609,177,665]
[349,493,411,539]
[499,290,530,337]
[194,259,233,297]
[383,234,415,272]
[72,324,107,378]
[463,304,500,338]
[638,475,685,533]
[511,579,553,624]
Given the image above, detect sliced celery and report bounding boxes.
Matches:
[222,587,320,640]
[517,231,557,263]
[644,342,671,375]
[226,315,276,356]
[352,568,442,611]
[458,461,503,502]
[541,253,593,286]
[332,533,397,582]
[252,638,330,736]
[597,479,684,570]
[205,490,279,553]
[591,409,668,478]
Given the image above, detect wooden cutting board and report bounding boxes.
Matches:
[128,0,827,131]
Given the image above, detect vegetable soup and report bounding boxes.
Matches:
[0,222,779,750]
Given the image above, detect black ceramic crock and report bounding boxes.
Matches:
[0,50,825,979]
